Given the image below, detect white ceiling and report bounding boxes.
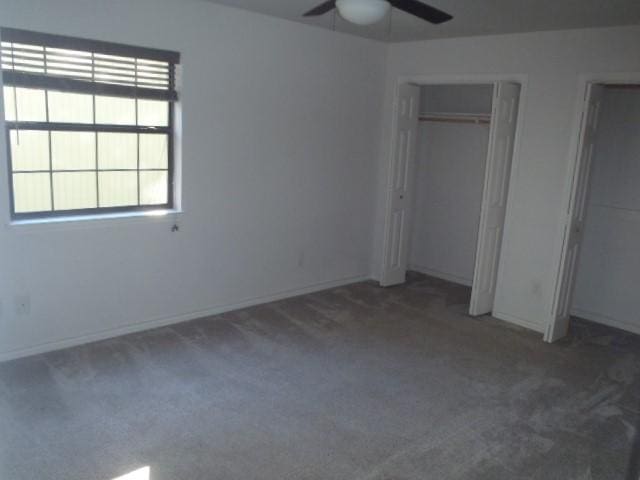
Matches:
[204,0,640,42]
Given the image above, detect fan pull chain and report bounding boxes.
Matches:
[332,9,337,31]
[387,7,393,39]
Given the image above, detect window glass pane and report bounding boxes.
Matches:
[140,171,168,205]
[15,88,46,122]
[137,100,168,126]
[95,95,135,125]
[10,130,50,171]
[3,86,16,121]
[13,173,52,213]
[98,171,137,207]
[139,134,168,169]
[48,92,93,123]
[51,132,96,170]
[53,172,97,210]
[98,133,137,170]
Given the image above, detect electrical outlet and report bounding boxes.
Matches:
[15,294,30,315]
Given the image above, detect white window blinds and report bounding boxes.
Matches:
[0,28,179,101]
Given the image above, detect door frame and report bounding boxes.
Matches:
[378,73,527,313]
[547,72,640,341]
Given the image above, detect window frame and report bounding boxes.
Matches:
[4,102,175,220]
[1,28,179,221]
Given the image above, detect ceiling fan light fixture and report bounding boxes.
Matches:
[335,0,391,25]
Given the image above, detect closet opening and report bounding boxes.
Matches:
[379,81,522,317]
[547,82,640,341]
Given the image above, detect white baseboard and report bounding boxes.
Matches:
[408,264,473,287]
[0,274,370,363]
[571,308,640,336]
[492,310,546,334]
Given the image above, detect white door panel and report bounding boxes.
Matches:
[380,84,420,287]
[469,82,520,316]
[546,84,604,342]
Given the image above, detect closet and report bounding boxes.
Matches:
[409,85,493,287]
[380,81,521,316]
[570,86,640,334]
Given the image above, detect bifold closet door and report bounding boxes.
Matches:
[545,84,604,342]
[380,83,420,287]
[469,82,520,316]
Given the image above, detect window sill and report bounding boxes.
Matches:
[8,209,182,233]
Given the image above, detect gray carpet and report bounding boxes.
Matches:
[1,273,639,480]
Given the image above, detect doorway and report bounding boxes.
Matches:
[379,81,522,317]
[547,81,640,341]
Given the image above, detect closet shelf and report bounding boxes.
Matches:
[418,112,491,125]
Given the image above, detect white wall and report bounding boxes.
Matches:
[372,25,640,333]
[572,88,640,334]
[409,85,491,286]
[419,84,494,115]
[2,8,639,359]
[0,0,387,359]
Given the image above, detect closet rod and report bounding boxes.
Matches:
[418,114,490,125]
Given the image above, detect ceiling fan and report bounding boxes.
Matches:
[303,0,453,26]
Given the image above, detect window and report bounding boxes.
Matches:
[0,28,180,220]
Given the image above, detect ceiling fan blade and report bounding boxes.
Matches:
[388,0,453,24]
[303,0,337,17]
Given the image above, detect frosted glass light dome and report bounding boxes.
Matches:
[336,0,391,25]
